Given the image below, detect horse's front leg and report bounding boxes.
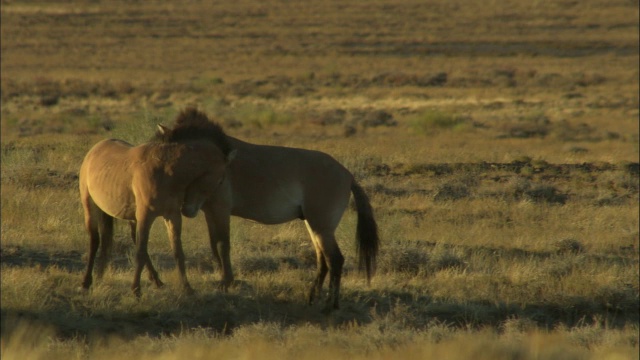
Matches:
[204,205,234,291]
[164,213,194,295]
[129,221,164,288]
[132,213,156,298]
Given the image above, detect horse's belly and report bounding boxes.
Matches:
[90,186,136,220]
[232,198,302,225]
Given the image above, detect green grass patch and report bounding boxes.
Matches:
[232,103,293,128]
[111,107,179,145]
[408,110,469,136]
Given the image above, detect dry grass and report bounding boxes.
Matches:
[1,0,639,359]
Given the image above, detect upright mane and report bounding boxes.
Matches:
[155,107,233,158]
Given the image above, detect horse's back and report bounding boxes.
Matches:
[228,137,351,180]
[226,137,353,225]
[81,139,134,167]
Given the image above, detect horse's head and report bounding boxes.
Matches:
[180,146,236,218]
[155,108,236,218]
[181,175,213,218]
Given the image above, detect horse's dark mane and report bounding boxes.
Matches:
[155,107,233,157]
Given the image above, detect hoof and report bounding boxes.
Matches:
[324,297,339,312]
[321,305,335,315]
[216,279,238,292]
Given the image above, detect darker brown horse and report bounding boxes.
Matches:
[79,110,235,296]
[170,109,379,310]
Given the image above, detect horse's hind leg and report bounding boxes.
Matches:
[129,221,164,288]
[304,221,344,310]
[164,213,194,295]
[307,246,328,306]
[81,198,100,289]
[323,234,344,310]
[95,213,113,279]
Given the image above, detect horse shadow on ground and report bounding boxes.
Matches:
[1,244,638,342]
[1,244,372,339]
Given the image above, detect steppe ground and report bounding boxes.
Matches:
[1,0,639,359]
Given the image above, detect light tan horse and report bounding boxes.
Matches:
[79,109,235,297]
[188,110,380,311]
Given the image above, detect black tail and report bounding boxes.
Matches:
[351,181,379,284]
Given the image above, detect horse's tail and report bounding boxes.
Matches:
[351,180,379,284]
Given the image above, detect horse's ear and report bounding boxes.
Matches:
[226,149,237,164]
[156,124,169,136]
